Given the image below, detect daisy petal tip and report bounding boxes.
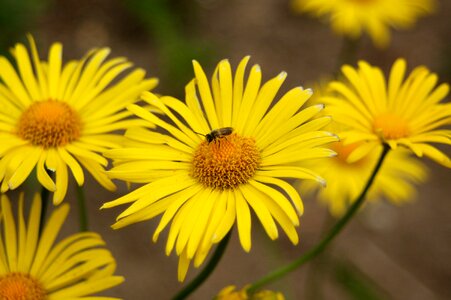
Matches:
[100,203,111,210]
[211,234,218,243]
[305,88,313,96]
[278,71,287,80]
[152,232,159,243]
[117,276,126,284]
[330,133,340,141]
[318,177,327,187]
[1,183,10,192]
[6,182,14,191]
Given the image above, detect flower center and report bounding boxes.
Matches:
[17,100,82,148]
[373,113,410,140]
[330,141,367,167]
[0,273,46,300]
[191,133,260,189]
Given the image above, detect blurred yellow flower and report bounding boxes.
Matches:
[301,79,428,216]
[0,193,123,299]
[324,59,450,167]
[0,35,157,204]
[103,56,338,281]
[292,0,436,47]
[300,142,428,216]
[216,285,285,300]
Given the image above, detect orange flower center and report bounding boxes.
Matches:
[191,133,260,189]
[17,100,82,148]
[0,273,46,300]
[373,113,410,140]
[330,141,366,166]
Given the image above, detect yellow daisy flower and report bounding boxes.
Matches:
[0,193,123,299]
[292,0,436,47]
[300,142,428,216]
[324,59,451,167]
[300,79,427,216]
[0,35,158,204]
[103,56,338,281]
[216,285,285,300]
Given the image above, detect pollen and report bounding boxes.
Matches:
[0,273,46,300]
[17,100,82,148]
[191,133,260,189]
[373,113,410,140]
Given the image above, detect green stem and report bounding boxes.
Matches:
[336,37,360,70]
[247,144,390,294]
[38,184,50,236]
[76,185,89,232]
[304,212,335,300]
[172,230,233,300]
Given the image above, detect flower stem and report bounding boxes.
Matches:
[76,185,89,231]
[336,37,360,70]
[247,144,390,294]
[172,230,233,300]
[38,184,50,236]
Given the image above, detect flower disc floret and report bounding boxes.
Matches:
[192,133,260,189]
[17,100,82,148]
[0,273,46,300]
[373,113,410,140]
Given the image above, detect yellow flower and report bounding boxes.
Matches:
[300,142,428,216]
[216,285,285,300]
[292,0,436,47]
[0,35,158,204]
[0,193,123,299]
[300,79,428,216]
[324,59,451,167]
[103,57,338,281]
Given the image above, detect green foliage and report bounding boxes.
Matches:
[333,259,389,300]
[0,0,49,55]
[125,0,215,96]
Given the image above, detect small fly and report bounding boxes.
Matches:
[195,127,234,143]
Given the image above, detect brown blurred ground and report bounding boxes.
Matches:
[16,0,451,299]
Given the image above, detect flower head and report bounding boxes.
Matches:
[300,142,428,216]
[0,193,123,299]
[0,35,158,204]
[324,59,450,167]
[292,0,436,47]
[300,79,428,216]
[103,56,338,281]
[216,285,285,300]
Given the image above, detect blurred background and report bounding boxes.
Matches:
[1,0,450,299]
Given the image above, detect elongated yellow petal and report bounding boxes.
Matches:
[1,196,18,271]
[30,204,69,276]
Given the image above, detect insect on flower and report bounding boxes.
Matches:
[196,127,234,143]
